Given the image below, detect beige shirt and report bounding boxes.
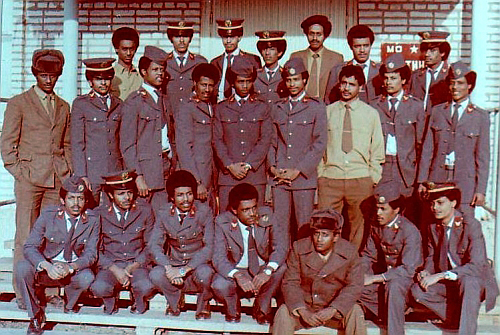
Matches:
[110,63,143,101]
[33,85,55,115]
[318,98,385,182]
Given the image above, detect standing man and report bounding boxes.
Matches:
[1,49,72,309]
[213,57,273,211]
[176,63,220,207]
[317,65,385,250]
[411,183,499,335]
[254,30,288,103]
[165,21,208,115]
[212,183,288,324]
[360,188,422,335]
[149,170,214,319]
[120,46,176,211]
[211,18,262,102]
[418,61,490,218]
[269,58,327,238]
[91,170,155,315]
[71,58,123,205]
[325,25,382,105]
[273,209,366,335]
[110,27,143,101]
[290,15,343,101]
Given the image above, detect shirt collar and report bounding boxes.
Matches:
[308,46,324,57]
[115,62,137,74]
[353,58,371,67]
[453,97,470,110]
[34,85,55,101]
[443,215,454,228]
[142,82,159,98]
[94,91,110,99]
[64,211,81,224]
[388,90,404,103]
[265,63,280,73]
[173,49,190,60]
[428,61,444,75]
[235,94,249,102]
[386,214,399,228]
[290,91,306,102]
[225,48,241,57]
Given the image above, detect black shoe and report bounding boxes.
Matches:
[225,314,241,323]
[16,298,27,311]
[130,304,147,315]
[46,295,64,308]
[165,306,181,316]
[253,309,271,325]
[103,305,118,315]
[27,311,45,335]
[195,309,211,320]
[63,305,80,314]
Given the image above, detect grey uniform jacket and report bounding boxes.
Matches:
[408,62,451,111]
[254,67,286,104]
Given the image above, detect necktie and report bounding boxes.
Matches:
[267,70,275,81]
[342,103,353,153]
[439,225,451,271]
[46,95,56,121]
[246,226,260,276]
[178,56,185,69]
[239,98,246,107]
[226,54,233,71]
[99,95,108,111]
[154,89,164,110]
[63,217,77,262]
[119,210,127,227]
[179,213,187,225]
[308,53,320,97]
[429,69,436,86]
[289,100,298,110]
[449,104,460,153]
[389,97,398,119]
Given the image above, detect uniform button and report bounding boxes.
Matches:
[107,129,110,132]
[289,132,292,136]
[181,244,185,248]
[444,140,447,143]
[123,242,126,245]
[180,98,183,102]
[240,118,243,121]
[345,160,349,164]
[158,140,161,143]
[268,100,272,103]
[268,89,272,92]
[386,255,390,258]
[108,152,111,155]
[287,156,291,160]
[158,153,162,156]
[240,129,244,133]
[288,144,292,148]
[289,120,293,123]
[242,152,246,156]
[241,141,245,145]
[179,76,183,80]
[87,157,91,161]
[108,141,111,144]
[180,87,184,91]
[93,117,97,121]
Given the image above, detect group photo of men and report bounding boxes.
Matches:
[1,11,499,335]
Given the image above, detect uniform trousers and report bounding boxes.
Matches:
[272,187,315,240]
[218,184,265,213]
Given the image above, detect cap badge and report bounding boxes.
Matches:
[121,172,129,180]
[378,196,386,203]
[423,32,430,39]
[455,68,462,76]
[263,31,270,38]
[78,184,85,192]
[388,62,395,69]
[225,20,232,27]
[261,214,268,222]
[179,21,185,27]
[289,68,296,75]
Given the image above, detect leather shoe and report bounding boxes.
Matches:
[63,305,80,314]
[253,310,271,325]
[195,309,211,320]
[27,311,45,335]
[103,305,118,315]
[165,306,181,316]
[16,298,27,310]
[224,313,241,323]
[130,304,146,315]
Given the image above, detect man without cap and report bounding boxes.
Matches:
[91,170,155,315]
[325,25,382,105]
[212,183,288,324]
[411,183,498,335]
[213,56,273,211]
[165,21,208,115]
[110,27,143,101]
[360,188,422,335]
[318,65,384,250]
[210,19,262,102]
[17,176,99,335]
[290,15,343,101]
[149,170,215,319]
[1,49,72,308]
[273,209,366,335]
[418,61,490,218]
[71,58,124,206]
[120,46,176,211]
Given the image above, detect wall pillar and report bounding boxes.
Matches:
[62,0,78,103]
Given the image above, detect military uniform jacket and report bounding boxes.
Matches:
[1,87,72,187]
[254,67,287,103]
[120,88,176,190]
[71,91,124,186]
[418,102,490,203]
[96,198,155,268]
[371,93,425,188]
[24,206,99,271]
[282,238,363,317]
[213,95,273,186]
[268,97,327,190]
[149,201,214,269]
[362,215,422,281]
[424,211,499,311]
[213,207,289,279]
[409,62,451,111]
[166,52,207,115]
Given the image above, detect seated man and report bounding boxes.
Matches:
[149,170,215,319]
[360,187,422,335]
[273,209,366,335]
[411,182,499,335]
[91,170,155,314]
[212,183,288,324]
[17,176,99,335]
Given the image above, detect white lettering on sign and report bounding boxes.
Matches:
[386,45,403,53]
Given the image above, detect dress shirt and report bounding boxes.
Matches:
[424,61,444,107]
[442,216,458,280]
[288,91,306,109]
[142,83,172,155]
[234,93,250,106]
[113,203,129,222]
[306,47,324,74]
[265,64,280,81]
[385,90,404,156]
[34,85,55,114]
[95,92,110,109]
[51,212,80,263]
[353,58,371,82]
[217,48,241,101]
[173,50,190,67]
[444,98,469,167]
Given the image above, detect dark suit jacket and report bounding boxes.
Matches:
[24,206,99,271]
[409,62,451,111]
[1,86,72,187]
[254,67,287,103]
[282,238,363,317]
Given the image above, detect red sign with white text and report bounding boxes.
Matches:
[381,43,425,71]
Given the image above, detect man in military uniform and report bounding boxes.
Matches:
[418,61,490,218]
[110,27,143,101]
[325,25,382,105]
[1,49,72,308]
[360,188,422,335]
[273,209,366,335]
[290,15,344,100]
[212,183,288,324]
[210,18,262,102]
[91,170,155,315]
[149,170,214,319]
[17,176,99,335]
[254,30,287,103]
[213,56,273,211]
[269,58,327,239]
[176,63,219,207]
[120,46,176,211]
[411,183,499,335]
[71,58,123,206]
[165,21,208,115]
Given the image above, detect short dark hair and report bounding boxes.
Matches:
[166,170,198,200]
[339,65,366,86]
[380,66,411,84]
[446,71,477,94]
[347,25,375,48]
[228,183,259,211]
[138,57,152,76]
[85,68,115,82]
[420,42,451,61]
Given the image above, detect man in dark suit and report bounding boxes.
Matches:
[290,15,344,101]
[91,170,155,315]
[273,209,366,335]
[212,183,288,324]
[165,21,208,115]
[71,58,124,205]
[411,183,499,335]
[149,170,214,319]
[360,188,422,335]
[1,49,72,308]
[17,176,99,335]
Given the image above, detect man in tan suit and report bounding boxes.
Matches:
[290,15,344,100]
[1,49,72,309]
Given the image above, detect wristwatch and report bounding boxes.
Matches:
[178,267,187,277]
[263,267,273,276]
